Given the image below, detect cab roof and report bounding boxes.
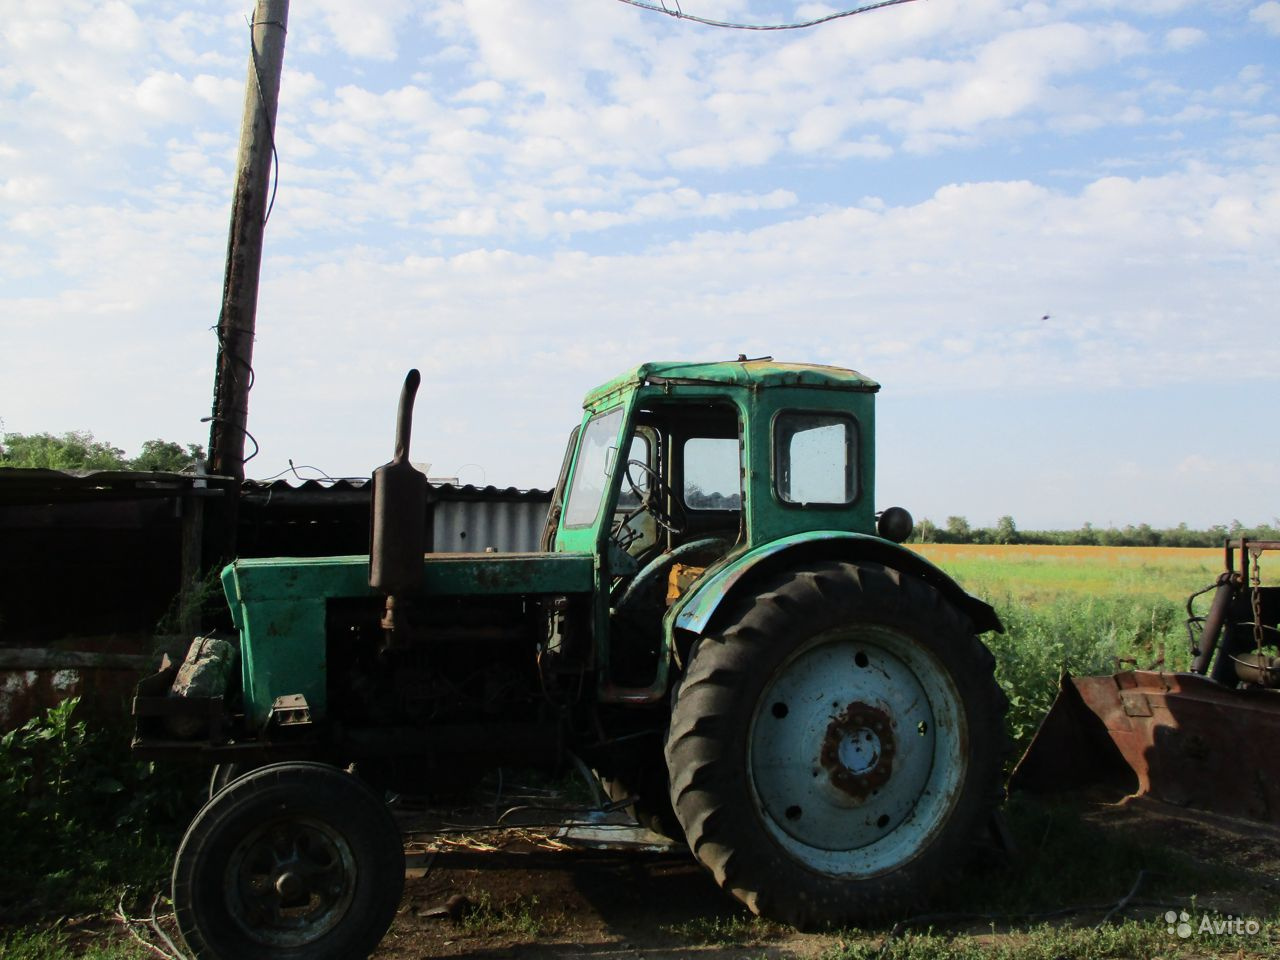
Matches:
[584,358,880,408]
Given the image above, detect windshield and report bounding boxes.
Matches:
[563,406,624,528]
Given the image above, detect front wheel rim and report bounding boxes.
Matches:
[225,816,358,947]
[747,625,967,877]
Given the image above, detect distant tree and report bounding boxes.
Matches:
[915,518,938,543]
[945,515,971,543]
[130,439,205,472]
[1132,522,1158,546]
[0,431,204,473]
[993,515,1019,545]
[0,431,126,470]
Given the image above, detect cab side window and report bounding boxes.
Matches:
[683,437,741,510]
[774,412,857,505]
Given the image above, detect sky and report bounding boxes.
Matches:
[1,0,1277,530]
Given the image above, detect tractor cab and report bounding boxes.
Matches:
[541,359,907,696]
[547,359,882,565]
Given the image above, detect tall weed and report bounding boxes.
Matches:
[982,594,1186,748]
[0,697,201,921]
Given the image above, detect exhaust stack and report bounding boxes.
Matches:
[370,369,426,635]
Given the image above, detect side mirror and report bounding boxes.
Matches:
[877,506,914,544]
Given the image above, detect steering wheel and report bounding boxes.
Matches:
[624,459,687,534]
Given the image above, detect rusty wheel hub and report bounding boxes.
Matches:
[821,702,896,799]
[747,627,966,875]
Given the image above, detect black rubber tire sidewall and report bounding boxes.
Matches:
[173,761,404,960]
[207,762,252,799]
[664,561,1007,929]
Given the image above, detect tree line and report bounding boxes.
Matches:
[911,515,1280,548]
[0,430,204,473]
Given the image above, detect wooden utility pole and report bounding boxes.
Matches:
[208,0,290,482]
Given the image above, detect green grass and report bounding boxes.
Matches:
[661,913,787,945]
[0,927,149,960]
[911,544,1225,606]
[459,890,550,937]
[821,918,1278,960]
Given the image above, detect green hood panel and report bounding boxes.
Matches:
[224,552,596,728]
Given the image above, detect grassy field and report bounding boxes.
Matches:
[910,543,1227,606]
[908,544,1233,746]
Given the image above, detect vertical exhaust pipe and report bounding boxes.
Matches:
[370,370,426,637]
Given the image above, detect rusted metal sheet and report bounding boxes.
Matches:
[1011,671,1280,824]
[1,660,152,727]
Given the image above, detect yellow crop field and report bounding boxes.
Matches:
[908,543,1227,607]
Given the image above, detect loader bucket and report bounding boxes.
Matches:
[1011,670,1280,825]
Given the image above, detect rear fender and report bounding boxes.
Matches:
[670,532,1001,644]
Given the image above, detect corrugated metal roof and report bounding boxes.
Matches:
[0,470,548,503]
[431,498,549,554]
[0,467,234,504]
[236,477,551,502]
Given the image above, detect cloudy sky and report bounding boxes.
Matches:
[2,0,1277,529]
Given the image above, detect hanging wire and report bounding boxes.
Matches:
[245,13,285,225]
[611,0,921,31]
[201,416,260,464]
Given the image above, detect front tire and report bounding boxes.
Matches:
[665,562,1006,928]
[173,761,405,959]
[207,762,251,799]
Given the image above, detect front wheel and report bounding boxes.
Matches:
[665,561,1007,928]
[173,761,405,959]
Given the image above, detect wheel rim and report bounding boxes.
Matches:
[747,624,967,876]
[225,816,358,947]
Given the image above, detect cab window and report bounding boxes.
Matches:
[683,437,741,510]
[564,406,624,527]
[774,411,857,505]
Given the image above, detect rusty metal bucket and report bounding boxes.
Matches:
[1010,669,1280,825]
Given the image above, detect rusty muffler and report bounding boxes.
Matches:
[369,369,426,636]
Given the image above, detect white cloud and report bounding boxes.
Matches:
[306,0,416,60]
[79,1,144,52]
[1163,26,1206,50]
[1251,2,1280,35]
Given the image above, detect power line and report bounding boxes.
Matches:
[611,0,922,31]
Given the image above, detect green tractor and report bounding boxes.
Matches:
[134,358,1007,959]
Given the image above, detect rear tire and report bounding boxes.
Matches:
[173,761,404,959]
[665,561,1006,928]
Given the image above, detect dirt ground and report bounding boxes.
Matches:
[369,782,1280,960]
[377,813,833,960]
